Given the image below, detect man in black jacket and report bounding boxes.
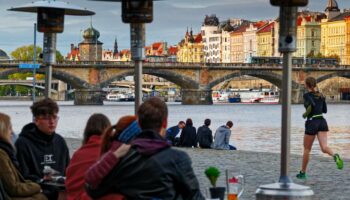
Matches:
[197,118,213,148]
[15,98,70,200]
[87,97,204,199]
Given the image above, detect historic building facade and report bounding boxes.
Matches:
[230,25,247,63]
[294,12,325,58]
[201,15,221,63]
[257,21,275,57]
[321,0,350,64]
[243,21,267,63]
[177,29,203,63]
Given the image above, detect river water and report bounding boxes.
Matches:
[1,101,349,158]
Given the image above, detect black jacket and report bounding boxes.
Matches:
[87,130,204,200]
[180,125,197,147]
[303,91,327,119]
[15,123,70,182]
[196,125,213,148]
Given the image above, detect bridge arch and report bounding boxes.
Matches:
[316,71,350,83]
[0,68,90,89]
[99,69,199,89]
[208,70,299,89]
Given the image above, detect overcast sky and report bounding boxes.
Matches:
[0,0,349,56]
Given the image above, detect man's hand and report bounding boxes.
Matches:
[113,144,131,158]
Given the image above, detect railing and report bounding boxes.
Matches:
[0,60,349,69]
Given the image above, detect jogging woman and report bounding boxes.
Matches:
[297,77,343,179]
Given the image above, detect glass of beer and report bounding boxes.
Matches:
[226,169,244,200]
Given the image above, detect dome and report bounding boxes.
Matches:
[325,0,340,12]
[203,14,220,26]
[0,49,10,60]
[83,26,100,40]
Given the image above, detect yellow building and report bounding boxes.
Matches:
[345,16,350,64]
[294,12,325,58]
[257,22,275,57]
[177,29,203,63]
[230,25,247,63]
[321,0,350,64]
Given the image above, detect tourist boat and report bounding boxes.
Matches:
[260,91,279,104]
[224,89,279,104]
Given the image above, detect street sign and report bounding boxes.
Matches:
[19,63,40,69]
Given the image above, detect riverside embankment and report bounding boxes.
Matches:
[65,138,349,200]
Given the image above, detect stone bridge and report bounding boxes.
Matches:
[0,60,350,105]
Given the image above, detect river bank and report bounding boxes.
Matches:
[65,138,349,200]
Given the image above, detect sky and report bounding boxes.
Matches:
[0,0,349,56]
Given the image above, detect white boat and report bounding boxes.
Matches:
[106,92,127,101]
[224,89,279,104]
[260,91,279,104]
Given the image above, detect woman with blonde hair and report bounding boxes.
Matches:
[296,77,343,179]
[0,112,47,200]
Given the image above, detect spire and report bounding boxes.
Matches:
[114,37,119,54]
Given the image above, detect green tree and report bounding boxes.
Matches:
[11,45,42,61]
[11,44,64,61]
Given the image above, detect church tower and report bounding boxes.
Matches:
[113,37,119,55]
[325,0,340,19]
[79,20,103,61]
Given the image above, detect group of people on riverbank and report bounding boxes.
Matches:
[0,76,344,199]
[166,119,237,150]
[0,97,205,199]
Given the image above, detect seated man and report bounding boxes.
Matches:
[197,118,213,148]
[212,121,236,150]
[165,120,185,146]
[86,97,204,199]
[15,98,70,200]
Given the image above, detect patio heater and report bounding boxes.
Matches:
[8,0,95,99]
[256,0,314,199]
[90,0,158,114]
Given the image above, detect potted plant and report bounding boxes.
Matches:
[205,167,226,200]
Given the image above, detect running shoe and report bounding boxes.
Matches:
[333,154,343,170]
[296,171,307,180]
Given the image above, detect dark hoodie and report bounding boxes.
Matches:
[87,130,204,200]
[303,91,327,119]
[15,123,70,182]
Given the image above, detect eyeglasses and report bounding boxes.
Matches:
[36,115,59,121]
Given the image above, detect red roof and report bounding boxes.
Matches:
[66,47,80,60]
[257,22,274,33]
[231,25,248,35]
[194,33,202,43]
[152,42,162,50]
[297,15,312,26]
[253,21,268,28]
[168,46,178,55]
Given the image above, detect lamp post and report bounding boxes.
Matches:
[90,0,156,114]
[8,0,95,99]
[256,0,314,199]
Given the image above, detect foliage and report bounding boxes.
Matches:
[11,44,64,62]
[8,73,44,80]
[11,45,42,61]
[205,167,220,187]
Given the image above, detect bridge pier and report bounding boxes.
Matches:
[182,88,213,105]
[74,89,104,105]
[292,85,305,104]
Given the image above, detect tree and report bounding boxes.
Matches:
[11,44,64,61]
[11,45,42,61]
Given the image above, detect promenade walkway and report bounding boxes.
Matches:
[65,138,348,200]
